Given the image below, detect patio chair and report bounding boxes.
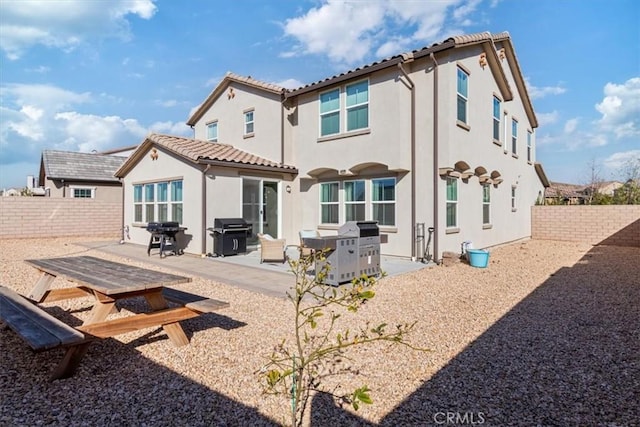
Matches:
[257,233,287,264]
[298,229,320,258]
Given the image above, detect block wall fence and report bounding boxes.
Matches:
[531,205,640,247]
[1,198,639,247]
[0,198,122,239]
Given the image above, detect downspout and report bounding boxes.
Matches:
[280,90,286,164]
[201,164,211,255]
[397,54,416,260]
[430,52,440,263]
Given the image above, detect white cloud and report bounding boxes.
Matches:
[275,78,305,90]
[603,150,640,170]
[149,121,191,136]
[536,111,559,127]
[525,77,566,100]
[564,118,579,134]
[595,77,640,139]
[0,0,157,59]
[281,0,466,65]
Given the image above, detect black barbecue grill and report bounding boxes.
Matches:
[146,222,187,258]
[302,221,380,286]
[208,218,251,257]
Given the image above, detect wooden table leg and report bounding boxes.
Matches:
[145,290,190,347]
[84,293,117,325]
[28,272,56,302]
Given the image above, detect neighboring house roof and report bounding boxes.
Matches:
[544,182,586,199]
[284,31,537,129]
[41,150,127,182]
[98,145,138,155]
[115,133,298,177]
[187,72,285,126]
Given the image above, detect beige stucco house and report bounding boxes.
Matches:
[115,31,548,261]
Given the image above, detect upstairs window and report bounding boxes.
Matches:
[493,96,501,141]
[344,180,365,221]
[346,80,369,131]
[320,182,339,224]
[244,110,254,136]
[207,122,218,142]
[482,184,491,225]
[372,178,396,226]
[512,119,518,154]
[527,131,532,162]
[320,89,340,136]
[457,67,469,124]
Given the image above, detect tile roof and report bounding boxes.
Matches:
[544,182,587,199]
[115,134,297,177]
[42,150,126,182]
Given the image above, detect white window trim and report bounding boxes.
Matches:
[371,177,396,227]
[206,121,218,142]
[446,177,458,228]
[319,181,340,225]
[482,184,491,225]
[135,180,183,224]
[511,118,518,155]
[318,80,370,138]
[511,186,517,212]
[244,109,255,137]
[69,185,96,198]
[457,66,469,125]
[492,95,501,144]
[527,130,533,163]
[344,179,366,222]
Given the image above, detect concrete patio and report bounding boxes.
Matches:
[80,240,431,298]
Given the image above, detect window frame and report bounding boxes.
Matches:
[206,121,218,142]
[319,181,340,224]
[446,177,458,228]
[457,66,469,124]
[69,185,95,198]
[371,177,396,227]
[527,130,532,163]
[511,186,517,212]
[482,184,491,225]
[319,88,340,137]
[345,79,369,132]
[244,109,254,137]
[133,179,183,224]
[511,118,518,155]
[492,96,501,143]
[344,179,366,222]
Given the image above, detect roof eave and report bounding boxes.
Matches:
[198,158,298,175]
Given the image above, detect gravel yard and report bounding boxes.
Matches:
[1,237,638,426]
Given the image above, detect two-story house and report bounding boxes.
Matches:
[115,31,548,260]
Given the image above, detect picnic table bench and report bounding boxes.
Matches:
[0,285,93,380]
[1,256,230,380]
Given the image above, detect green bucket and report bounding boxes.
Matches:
[467,249,489,268]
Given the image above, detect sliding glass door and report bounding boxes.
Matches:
[242,178,279,245]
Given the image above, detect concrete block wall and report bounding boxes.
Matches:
[532,205,640,247]
[0,198,122,239]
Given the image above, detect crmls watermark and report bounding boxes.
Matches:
[433,411,486,425]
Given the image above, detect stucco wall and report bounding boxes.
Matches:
[0,198,122,239]
[531,205,640,247]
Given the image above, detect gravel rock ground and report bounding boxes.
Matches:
[1,237,638,426]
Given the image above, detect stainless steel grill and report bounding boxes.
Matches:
[302,221,380,286]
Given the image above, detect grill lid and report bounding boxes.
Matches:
[214,218,250,229]
[147,221,181,231]
[338,221,379,237]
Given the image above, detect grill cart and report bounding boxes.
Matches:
[146,222,187,258]
[208,218,252,257]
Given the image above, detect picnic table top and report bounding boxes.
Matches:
[25,255,191,295]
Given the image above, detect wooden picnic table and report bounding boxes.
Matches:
[26,255,197,347]
[1,255,229,380]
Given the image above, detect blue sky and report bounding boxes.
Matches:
[1,0,638,189]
